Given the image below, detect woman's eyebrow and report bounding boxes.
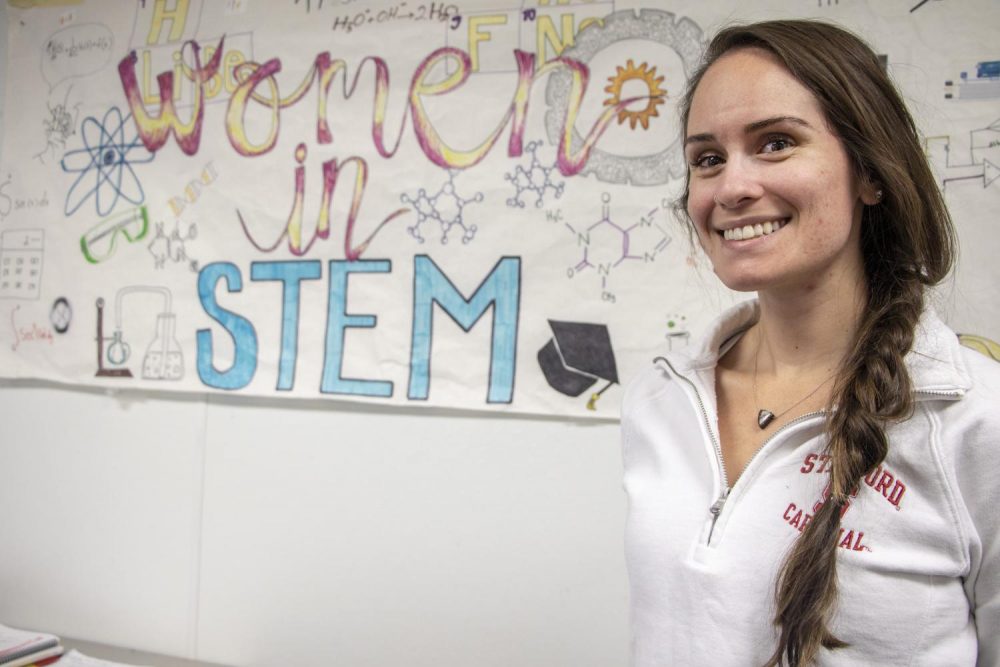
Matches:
[744,115,813,133]
[684,116,814,147]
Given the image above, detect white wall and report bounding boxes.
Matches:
[0,383,628,666]
[0,8,629,665]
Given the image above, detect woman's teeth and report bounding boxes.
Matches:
[723,219,786,241]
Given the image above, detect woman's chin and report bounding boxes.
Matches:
[712,269,769,294]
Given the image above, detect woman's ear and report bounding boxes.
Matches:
[860,181,883,206]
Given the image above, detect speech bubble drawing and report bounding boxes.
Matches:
[42,23,114,90]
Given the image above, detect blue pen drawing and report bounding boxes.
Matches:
[60,106,155,217]
[401,170,485,245]
[505,140,565,209]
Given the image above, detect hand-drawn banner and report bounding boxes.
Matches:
[2,0,998,418]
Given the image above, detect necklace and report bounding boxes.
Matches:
[753,333,835,430]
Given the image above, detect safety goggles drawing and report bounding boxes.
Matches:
[80,205,149,264]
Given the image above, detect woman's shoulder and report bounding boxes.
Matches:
[954,344,1000,424]
[620,357,680,420]
[910,318,999,437]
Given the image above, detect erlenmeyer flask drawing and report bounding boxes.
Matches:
[142,312,183,380]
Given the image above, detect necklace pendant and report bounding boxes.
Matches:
[757,409,776,430]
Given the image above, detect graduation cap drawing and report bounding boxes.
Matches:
[538,320,619,410]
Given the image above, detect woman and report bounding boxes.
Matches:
[621,20,999,666]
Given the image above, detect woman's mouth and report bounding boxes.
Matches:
[722,219,787,241]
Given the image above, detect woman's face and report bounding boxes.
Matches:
[684,48,874,296]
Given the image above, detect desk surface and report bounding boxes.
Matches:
[61,638,232,667]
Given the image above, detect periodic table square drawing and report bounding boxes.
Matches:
[0,229,45,300]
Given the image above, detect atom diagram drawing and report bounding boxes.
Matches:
[505,140,565,209]
[401,171,484,244]
[603,59,666,130]
[60,106,155,217]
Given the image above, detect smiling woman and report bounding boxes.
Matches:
[621,19,1000,667]
[683,48,872,297]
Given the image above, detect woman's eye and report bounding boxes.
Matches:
[761,136,793,153]
[691,154,723,169]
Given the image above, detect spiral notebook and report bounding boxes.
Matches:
[0,623,63,667]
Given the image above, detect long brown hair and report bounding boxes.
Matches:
[676,20,957,666]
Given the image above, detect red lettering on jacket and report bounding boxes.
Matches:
[780,507,870,551]
[803,456,907,510]
[863,463,906,509]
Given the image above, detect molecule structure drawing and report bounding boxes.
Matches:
[148,219,199,272]
[401,171,485,244]
[505,141,565,208]
[565,193,672,301]
[60,106,155,217]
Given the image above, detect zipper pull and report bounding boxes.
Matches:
[709,492,728,518]
[706,490,729,545]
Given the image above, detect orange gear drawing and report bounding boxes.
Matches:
[603,60,667,131]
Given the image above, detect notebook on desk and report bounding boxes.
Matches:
[0,623,63,667]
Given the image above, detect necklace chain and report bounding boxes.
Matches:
[752,330,835,430]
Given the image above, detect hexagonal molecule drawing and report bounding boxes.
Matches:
[565,193,672,302]
[505,140,565,208]
[148,218,199,271]
[401,170,485,245]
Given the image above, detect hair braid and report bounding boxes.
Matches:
[765,272,924,666]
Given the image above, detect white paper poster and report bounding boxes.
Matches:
[1,0,997,418]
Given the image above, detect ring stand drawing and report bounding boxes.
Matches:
[95,297,132,378]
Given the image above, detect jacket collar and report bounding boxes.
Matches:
[667,299,971,396]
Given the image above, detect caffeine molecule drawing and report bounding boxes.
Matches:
[565,193,672,303]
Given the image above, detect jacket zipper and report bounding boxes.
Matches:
[655,355,728,482]
[654,357,832,546]
[655,356,731,545]
[706,410,827,544]
[914,388,964,400]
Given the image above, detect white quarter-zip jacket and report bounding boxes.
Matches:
[622,300,1000,666]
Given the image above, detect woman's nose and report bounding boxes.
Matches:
[712,159,763,209]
